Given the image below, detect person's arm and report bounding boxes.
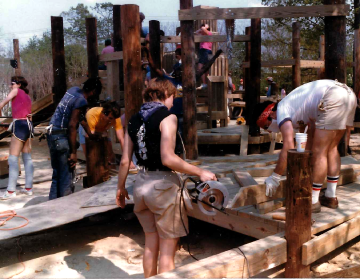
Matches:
[116,129,125,151]
[160,115,216,181]
[116,130,133,208]
[68,108,81,168]
[0,88,18,111]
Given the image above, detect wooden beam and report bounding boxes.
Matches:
[113,5,124,92]
[86,18,99,79]
[285,150,312,278]
[232,170,257,187]
[292,22,301,89]
[355,29,360,96]
[303,215,360,266]
[242,59,325,68]
[51,16,67,106]
[300,60,325,68]
[161,34,250,44]
[208,75,227,82]
[153,235,287,278]
[121,5,143,123]
[181,0,198,159]
[244,26,251,122]
[13,39,21,76]
[178,5,350,20]
[98,51,123,62]
[317,35,326,79]
[149,20,161,79]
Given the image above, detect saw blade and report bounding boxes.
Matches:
[198,188,224,216]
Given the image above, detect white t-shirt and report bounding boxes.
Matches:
[276,80,338,129]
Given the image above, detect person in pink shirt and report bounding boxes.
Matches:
[195,23,213,89]
[0,76,34,200]
[99,39,114,70]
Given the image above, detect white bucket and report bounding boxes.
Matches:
[295,133,308,152]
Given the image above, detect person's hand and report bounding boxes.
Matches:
[130,161,136,170]
[265,172,281,197]
[116,188,130,208]
[68,153,77,169]
[199,169,217,182]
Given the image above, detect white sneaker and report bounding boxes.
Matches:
[0,191,16,200]
[20,188,33,196]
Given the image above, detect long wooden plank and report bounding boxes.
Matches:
[153,235,287,278]
[99,51,123,62]
[178,4,350,20]
[300,60,325,68]
[243,59,325,68]
[232,170,257,187]
[302,215,360,266]
[160,34,250,43]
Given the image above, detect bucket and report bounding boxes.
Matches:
[295,133,308,152]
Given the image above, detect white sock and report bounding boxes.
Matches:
[325,176,339,198]
[312,183,322,204]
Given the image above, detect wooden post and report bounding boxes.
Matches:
[292,22,301,89]
[149,20,161,79]
[324,0,346,83]
[317,35,325,80]
[121,5,143,124]
[180,0,198,159]
[51,16,67,106]
[113,5,124,93]
[13,39,21,76]
[85,137,109,187]
[86,18,99,79]
[244,26,250,119]
[354,0,360,95]
[285,150,312,278]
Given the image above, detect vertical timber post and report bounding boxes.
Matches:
[180,0,198,159]
[285,150,312,278]
[149,20,161,79]
[244,26,251,116]
[51,16,67,106]
[13,39,21,76]
[86,18,99,79]
[113,5,124,93]
[121,5,143,124]
[354,0,360,96]
[317,35,325,80]
[292,22,301,89]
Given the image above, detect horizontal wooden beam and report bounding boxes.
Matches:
[242,59,325,68]
[99,51,123,62]
[160,34,250,43]
[208,75,227,82]
[154,234,287,278]
[302,215,360,266]
[300,60,324,68]
[179,4,350,20]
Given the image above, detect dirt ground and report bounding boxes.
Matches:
[1,134,360,278]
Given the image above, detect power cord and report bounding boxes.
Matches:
[237,247,250,278]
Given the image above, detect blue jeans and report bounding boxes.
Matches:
[47,133,73,200]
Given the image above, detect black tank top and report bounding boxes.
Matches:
[128,107,183,170]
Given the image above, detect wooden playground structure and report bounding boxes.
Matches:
[4,0,360,277]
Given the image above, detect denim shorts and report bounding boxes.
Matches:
[11,120,33,142]
[198,48,212,64]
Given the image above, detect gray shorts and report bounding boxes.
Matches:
[315,84,357,130]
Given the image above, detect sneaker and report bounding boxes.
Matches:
[319,195,338,209]
[0,191,16,200]
[311,201,321,213]
[20,188,33,196]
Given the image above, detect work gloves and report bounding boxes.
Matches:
[265,172,282,197]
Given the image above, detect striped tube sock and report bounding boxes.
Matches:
[312,183,323,204]
[325,175,339,198]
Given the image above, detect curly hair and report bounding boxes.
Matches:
[11,76,29,94]
[102,101,121,118]
[143,77,177,102]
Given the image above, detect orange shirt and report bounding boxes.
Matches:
[86,107,122,133]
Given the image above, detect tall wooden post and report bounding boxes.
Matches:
[121,5,143,124]
[244,26,251,119]
[113,5,124,92]
[13,39,21,76]
[51,16,67,106]
[86,18,99,79]
[324,0,346,83]
[285,150,312,278]
[149,20,161,79]
[317,35,325,80]
[354,0,360,95]
[249,19,261,139]
[180,0,198,159]
[292,22,301,89]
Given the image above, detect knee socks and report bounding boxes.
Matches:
[312,183,322,204]
[7,155,19,192]
[22,153,34,190]
[325,175,339,198]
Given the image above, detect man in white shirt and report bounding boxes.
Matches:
[254,80,357,213]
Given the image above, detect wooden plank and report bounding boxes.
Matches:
[318,35,326,79]
[178,4,350,20]
[208,75,227,82]
[300,60,325,68]
[232,170,257,187]
[154,235,287,278]
[99,51,123,62]
[31,93,53,115]
[320,264,360,278]
[354,29,360,96]
[256,200,284,214]
[227,94,244,99]
[240,125,249,156]
[160,34,250,44]
[242,59,295,68]
[302,215,360,266]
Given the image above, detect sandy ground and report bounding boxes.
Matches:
[2,133,360,278]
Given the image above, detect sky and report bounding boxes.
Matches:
[0,0,263,50]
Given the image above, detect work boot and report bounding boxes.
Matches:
[311,201,321,213]
[319,195,339,209]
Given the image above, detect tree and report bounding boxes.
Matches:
[91,2,113,42]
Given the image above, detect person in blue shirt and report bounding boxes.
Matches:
[47,78,102,200]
